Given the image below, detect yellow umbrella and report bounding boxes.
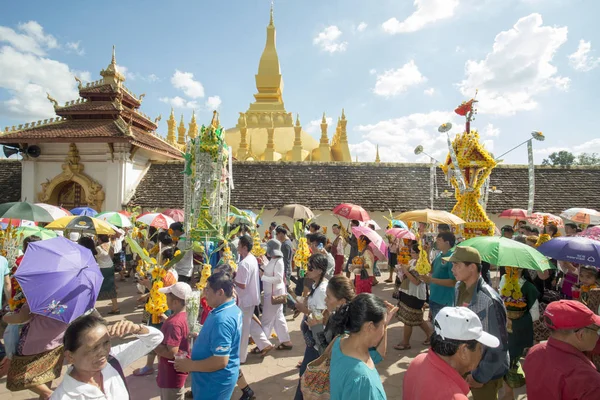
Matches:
[395,209,466,225]
[46,216,116,235]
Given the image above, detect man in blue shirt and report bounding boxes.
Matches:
[174,271,243,400]
[420,232,456,321]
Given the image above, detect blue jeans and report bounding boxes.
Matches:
[429,301,446,321]
[294,345,320,400]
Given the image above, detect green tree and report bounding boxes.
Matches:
[542,151,576,167]
[577,152,600,166]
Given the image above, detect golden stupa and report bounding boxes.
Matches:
[224,5,352,162]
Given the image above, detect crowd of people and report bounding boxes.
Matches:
[0,217,599,400]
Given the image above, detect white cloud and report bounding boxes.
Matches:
[373,60,427,97]
[117,66,160,83]
[0,21,58,56]
[66,41,84,55]
[424,87,435,96]
[171,70,205,98]
[205,95,222,110]
[351,111,500,162]
[382,0,460,34]
[357,22,368,32]
[457,13,569,116]
[159,96,198,109]
[568,39,600,72]
[0,32,90,121]
[313,26,348,53]
[369,68,377,75]
[147,74,160,83]
[481,123,500,137]
[304,117,334,135]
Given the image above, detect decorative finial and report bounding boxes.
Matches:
[341,108,346,120]
[111,45,116,65]
[270,1,274,25]
[321,112,327,123]
[139,93,146,102]
[375,145,381,163]
[295,113,301,126]
[74,76,83,90]
[211,110,219,127]
[46,92,58,108]
[154,114,162,124]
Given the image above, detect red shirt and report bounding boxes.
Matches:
[523,337,600,400]
[403,350,470,400]
[157,311,190,389]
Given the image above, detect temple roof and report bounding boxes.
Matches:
[0,119,182,159]
[0,47,180,159]
[127,161,600,213]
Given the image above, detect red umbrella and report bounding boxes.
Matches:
[118,210,132,218]
[499,209,529,220]
[0,218,37,227]
[137,213,176,229]
[163,209,184,222]
[333,203,370,222]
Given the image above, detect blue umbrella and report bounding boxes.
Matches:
[537,237,600,268]
[14,237,103,324]
[390,219,408,229]
[70,207,98,217]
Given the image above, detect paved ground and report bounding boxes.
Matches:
[0,275,527,399]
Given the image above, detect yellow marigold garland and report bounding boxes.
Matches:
[146,274,168,324]
[500,267,526,308]
[415,240,431,275]
[197,263,212,290]
[251,233,266,258]
[294,237,310,271]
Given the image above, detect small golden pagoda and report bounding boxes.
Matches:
[224,5,352,162]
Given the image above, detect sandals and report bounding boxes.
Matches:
[423,340,431,346]
[260,345,274,358]
[394,344,412,351]
[384,279,394,283]
[108,309,121,315]
[296,361,302,368]
[276,343,293,351]
[250,347,262,355]
[132,365,154,376]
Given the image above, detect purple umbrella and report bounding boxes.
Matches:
[14,236,104,324]
[537,237,600,268]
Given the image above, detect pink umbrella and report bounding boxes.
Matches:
[499,209,528,220]
[386,228,416,241]
[163,209,184,222]
[577,226,600,242]
[527,212,564,228]
[137,212,175,229]
[360,219,382,230]
[333,203,370,222]
[352,226,388,260]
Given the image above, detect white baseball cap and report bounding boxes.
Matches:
[434,307,500,348]
[159,282,193,300]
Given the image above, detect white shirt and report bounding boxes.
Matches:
[50,326,163,400]
[173,237,194,277]
[236,253,261,308]
[261,257,286,296]
[307,279,328,312]
[96,244,113,269]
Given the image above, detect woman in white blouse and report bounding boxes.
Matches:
[260,239,293,350]
[50,316,163,400]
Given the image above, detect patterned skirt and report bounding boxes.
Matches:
[396,292,425,327]
[7,345,64,391]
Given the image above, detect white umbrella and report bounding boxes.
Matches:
[560,208,600,225]
[34,203,71,220]
[137,212,175,229]
[360,219,382,230]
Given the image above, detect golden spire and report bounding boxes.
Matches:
[100,45,125,85]
[166,108,176,144]
[292,113,303,161]
[238,113,249,160]
[375,145,381,163]
[318,112,331,161]
[177,114,186,145]
[248,4,285,112]
[188,111,198,139]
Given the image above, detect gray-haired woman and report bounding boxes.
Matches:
[258,239,293,350]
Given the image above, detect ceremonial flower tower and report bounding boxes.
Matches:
[441,96,496,238]
[183,111,231,242]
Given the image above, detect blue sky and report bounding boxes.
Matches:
[1,0,599,163]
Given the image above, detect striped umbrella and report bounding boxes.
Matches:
[163,209,185,222]
[35,203,72,220]
[527,212,564,228]
[96,212,133,228]
[137,213,175,229]
[560,208,600,225]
